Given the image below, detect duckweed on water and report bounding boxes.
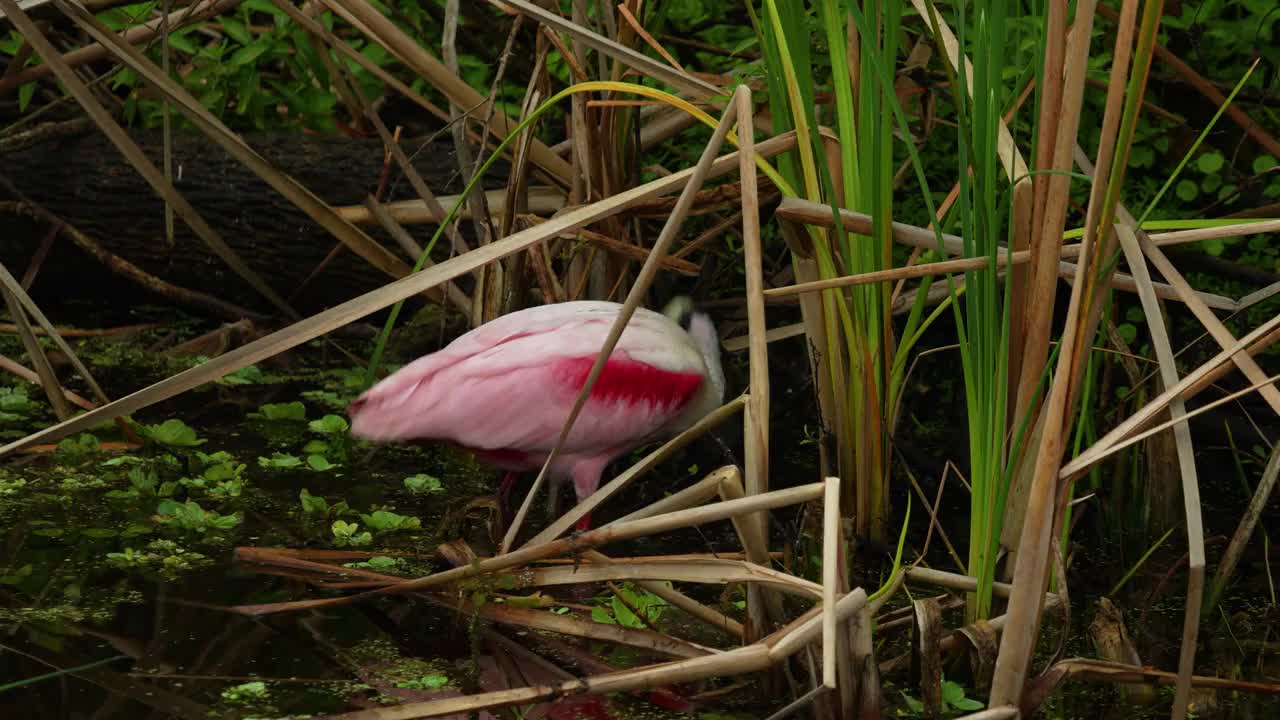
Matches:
[403,473,443,494]
[331,519,372,547]
[347,638,457,691]
[105,539,213,578]
[222,680,270,704]
[0,328,514,715]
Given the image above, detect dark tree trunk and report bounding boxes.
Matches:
[0,128,509,316]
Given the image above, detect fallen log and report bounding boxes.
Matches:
[0,127,512,315]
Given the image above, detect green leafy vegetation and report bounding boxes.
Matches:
[154,499,242,533]
[359,509,421,534]
[394,673,449,690]
[139,419,206,448]
[252,401,308,421]
[403,473,443,494]
[591,583,668,629]
[898,678,985,716]
[331,519,372,547]
[0,0,1277,716]
[221,679,269,705]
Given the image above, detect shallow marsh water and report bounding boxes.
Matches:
[0,316,1275,719]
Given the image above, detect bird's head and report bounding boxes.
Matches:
[661,295,697,330]
[662,295,724,402]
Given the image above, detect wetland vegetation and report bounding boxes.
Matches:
[1,1,1279,719]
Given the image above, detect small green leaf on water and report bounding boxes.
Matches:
[1128,144,1153,168]
[255,401,307,421]
[129,468,158,492]
[343,555,398,570]
[331,520,372,547]
[302,440,329,455]
[403,474,442,494]
[1,564,32,585]
[900,693,924,713]
[57,433,101,458]
[1197,151,1224,174]
[82,528,119,538]
[1175,179,1199,202]
[359,510,420,533]
[102,455,145,467]
[221,680,268,703]
[306,454,336,471]
[259,453,302,469]
[1117,323,1138,345]
[18,82,35,112]
[155,499,240,533]
[193,450,233,468]
[218,365,264,385]
[122,524,153,538]
[1203,237,1226,257]
[0,388,36,413]
[395,673,449,690]
[309,415,349,434]
[300,488,329,514]
[141,419,206,447]
[1254,155,1278,174]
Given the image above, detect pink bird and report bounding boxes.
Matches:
[348,298,725,529]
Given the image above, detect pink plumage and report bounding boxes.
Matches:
[348,300,725,525]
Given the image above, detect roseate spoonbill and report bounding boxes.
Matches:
[348,298,725,528]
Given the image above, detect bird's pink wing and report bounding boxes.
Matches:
[349,305,706,456]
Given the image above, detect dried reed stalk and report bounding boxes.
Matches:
[1208,443,1280,612]
[715,469,777,593]
[822,478,840,688]
[578,550,746,639]
[503,558,821,598]
[0,222,110,407]
[325,645,773,720]
[1061,312,1280,478]
[773,198,1237,309]
[767,589,868,662]
[437,593,714,659]
[1113,224,1204,714]
[735,83,783,639]
[606,466,732,525]
[1,284,69,420]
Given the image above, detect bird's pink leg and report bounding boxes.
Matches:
[569,456,611,532]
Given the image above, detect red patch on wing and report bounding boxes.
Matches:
[555,355,703,409]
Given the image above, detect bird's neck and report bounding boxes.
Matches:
[687,313,725,403]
